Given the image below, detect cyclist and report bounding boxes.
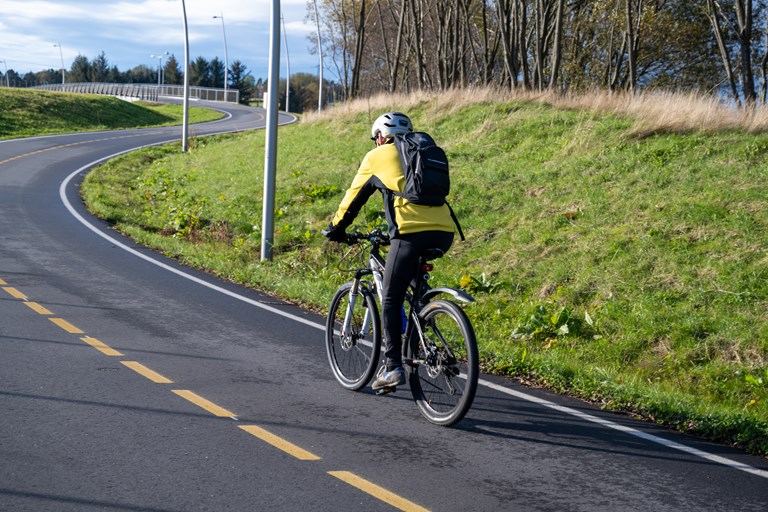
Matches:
[323,112,455,391]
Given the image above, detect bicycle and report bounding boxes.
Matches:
[325,229,479,426]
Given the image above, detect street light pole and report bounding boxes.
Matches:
[53,43,65,85]
[151,52,169,86]
[312,0,323,111]
[213,13,229,101]
[281,14,291,112]
[261,0,280,261]
[181,0,190,152]
[0,60,8,88]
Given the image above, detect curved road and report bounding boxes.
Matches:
[1,101,766,511]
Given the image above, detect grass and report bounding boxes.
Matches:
[82,88,768,455]
[0,88,222,139]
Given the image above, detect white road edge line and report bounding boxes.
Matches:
[59,147,768,482]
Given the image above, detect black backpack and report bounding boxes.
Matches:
[392,132,465,240]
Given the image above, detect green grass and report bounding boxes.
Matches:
[82,97,768,455]
[0,88,222,139]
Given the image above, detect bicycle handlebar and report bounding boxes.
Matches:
[343,229,390,246]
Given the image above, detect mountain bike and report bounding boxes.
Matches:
[325,229,479,426]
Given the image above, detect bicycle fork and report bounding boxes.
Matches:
[340,267,380,348]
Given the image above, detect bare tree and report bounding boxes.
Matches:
[707,0,742,105]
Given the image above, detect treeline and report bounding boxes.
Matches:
[2,52,257,105]
[1,52,341,112]
[309,0,768,106]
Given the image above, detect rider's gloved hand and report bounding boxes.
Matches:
[322,223,347,243]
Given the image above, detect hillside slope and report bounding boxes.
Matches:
[0,88,220,139]
[82,90,768,454]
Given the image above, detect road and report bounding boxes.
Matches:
[1,101,767,512]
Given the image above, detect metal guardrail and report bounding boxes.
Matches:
[34,82,239,103]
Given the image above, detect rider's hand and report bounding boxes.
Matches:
[322,224,347,243]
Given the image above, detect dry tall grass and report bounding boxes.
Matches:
[302,87,768,134]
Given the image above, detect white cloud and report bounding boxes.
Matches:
[0,0,316,76]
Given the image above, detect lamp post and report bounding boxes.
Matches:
[212,13,229,100]
[0,60,8,88]
[312,0,323,111]
[53,43,65,85]
[262,0,280,261]
[181,0,190,152]
[281,14,291,112]
[150,52,169,86]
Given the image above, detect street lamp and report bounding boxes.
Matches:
[0,60,8,88]
[312,0,323,111]
[53,43,65,85]
[281,14,291,112]
[150,52,169,86]
[212,13,229,100]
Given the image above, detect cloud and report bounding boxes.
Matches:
[0,0,318,76]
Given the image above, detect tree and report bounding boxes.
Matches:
[91,52,109,83]
[210,57,226,88]
[189,56,211,87]
[69,55,91,83]
[229,60,254,104]
[163,55,182,85]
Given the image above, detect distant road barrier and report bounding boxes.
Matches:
[34,83,239,104]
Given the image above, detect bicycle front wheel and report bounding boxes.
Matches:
[409,300,478,426]
[326,282,382,390]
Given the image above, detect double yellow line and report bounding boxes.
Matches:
[1,278,429,512]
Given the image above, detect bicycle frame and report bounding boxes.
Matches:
[327,229,480,424]
[339,234,475,367]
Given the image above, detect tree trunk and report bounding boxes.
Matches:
[548,0,565,90]
[734,0,756,104]
[706,0,741,106]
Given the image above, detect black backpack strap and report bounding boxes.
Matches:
[446,201,465,241]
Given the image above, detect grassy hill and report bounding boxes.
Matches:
[82,89,768,455]
[0,88,221,139]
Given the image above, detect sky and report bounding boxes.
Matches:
[0,0,321,80]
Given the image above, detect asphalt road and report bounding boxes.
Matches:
[1,101,767,512]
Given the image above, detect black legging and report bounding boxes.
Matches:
[381,230,454,370]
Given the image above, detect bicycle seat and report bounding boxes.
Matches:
[423,248,445,261]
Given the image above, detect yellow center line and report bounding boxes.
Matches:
[24,301,53,315]
[172,390,236,418]
[2,287,28,300]
[0,279,7,285]
[328,471,430,512]
[80,336,123,357]
[49,318,84,334]
[122,361,173,383]
[0,133,155,167]
[238,425,321,461]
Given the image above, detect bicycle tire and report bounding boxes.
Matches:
[325,282,382,390]
[408,300,478,426]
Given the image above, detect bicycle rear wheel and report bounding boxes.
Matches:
[326,282,381,390]
[408,300,478,426]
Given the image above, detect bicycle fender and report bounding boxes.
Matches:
[421,287,475,304]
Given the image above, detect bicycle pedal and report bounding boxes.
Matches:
[375,386,396,395]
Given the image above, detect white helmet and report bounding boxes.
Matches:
[371,111,413,141]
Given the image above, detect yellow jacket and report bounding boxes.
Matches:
[331,142,455,238]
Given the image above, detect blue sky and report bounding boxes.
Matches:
[0,0,320,80]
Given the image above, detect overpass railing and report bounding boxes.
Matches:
[34,83,239,103]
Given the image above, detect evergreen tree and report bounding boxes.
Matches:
[189,56,211,87]
[210,57,225,88]
[163,54,182,85]
[229,60,254,104]
[69,55,91,83]
[91,52,109,82]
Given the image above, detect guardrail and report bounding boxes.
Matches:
[34,83,239,104]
